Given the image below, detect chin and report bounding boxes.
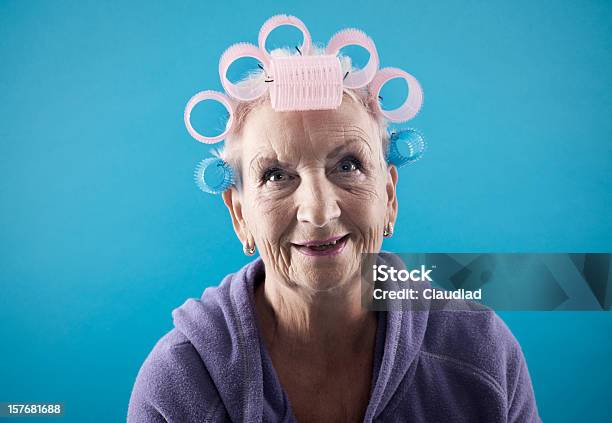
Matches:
[296,262,357,292]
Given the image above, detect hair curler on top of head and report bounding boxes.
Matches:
[184,14,426,194]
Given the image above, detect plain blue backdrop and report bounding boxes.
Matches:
[1,0,610,421]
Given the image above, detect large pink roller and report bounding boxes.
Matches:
[269,54,344,111]
[184,14,424,143]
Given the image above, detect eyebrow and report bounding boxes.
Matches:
[326,137,373,159]
[248,155,293,181]
[248,136,375,178]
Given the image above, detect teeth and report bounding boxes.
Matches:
[309,238,340,248]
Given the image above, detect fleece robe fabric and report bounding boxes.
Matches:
[128,253,540,422]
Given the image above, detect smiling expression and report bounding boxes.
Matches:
[223,95,398,292]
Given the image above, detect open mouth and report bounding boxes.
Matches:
[293,234,350,256]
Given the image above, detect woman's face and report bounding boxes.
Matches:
[223,97,398,292]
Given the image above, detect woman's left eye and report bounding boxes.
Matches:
[336,157,362,173]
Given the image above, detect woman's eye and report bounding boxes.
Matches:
[262,168,290,183]
[268,171,285,182]
[336,157,362,173]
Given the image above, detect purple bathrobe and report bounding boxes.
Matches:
[128,253,540,422]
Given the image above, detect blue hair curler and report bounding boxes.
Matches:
[194,157,235,194]
[386,128,426,167]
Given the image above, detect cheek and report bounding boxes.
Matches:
[340,176,388,248]
[344,195,385,233]
[333,164,387,201]
[244,194,295,282]
[245,193,294,245]
[340,178,379,201]
[340,171,387,212]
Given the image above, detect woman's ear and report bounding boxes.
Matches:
[222,187,247,244]
[386,164,399,225]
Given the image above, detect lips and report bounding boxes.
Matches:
[292,234,350,257]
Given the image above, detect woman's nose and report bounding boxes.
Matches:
[295,174,341,228]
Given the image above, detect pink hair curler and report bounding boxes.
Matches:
[184,14,427,194]
[258,14,312,56]
[269,54,344,111]
[184,90,235,144]
[369,67,424,122]
[219,43,270,102]
[216,16,383,111]
[326,28,380,89]
[186,14,425,143]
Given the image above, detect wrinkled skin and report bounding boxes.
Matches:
[222,97,398,297]
[222,96,399,422]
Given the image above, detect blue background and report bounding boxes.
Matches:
[1,0,610,421]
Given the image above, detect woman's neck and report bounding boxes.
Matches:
[254,272,377,360]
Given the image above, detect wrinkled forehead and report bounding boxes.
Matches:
[240,99,380,165]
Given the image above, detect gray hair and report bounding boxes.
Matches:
[215,47,390,191]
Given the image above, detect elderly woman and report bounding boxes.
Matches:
[128,16,540,423]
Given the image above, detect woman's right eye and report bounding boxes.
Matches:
[262,168,290,183]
